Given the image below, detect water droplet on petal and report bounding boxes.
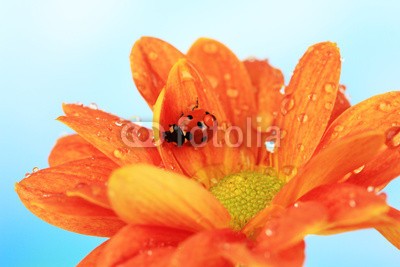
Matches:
[349,199,356,208]
[113,149,123,159]
[265,228,273,237]
[385,126,400,148]
[294,202,300,208]
[334,125,344,132]
[181,70,194,81]
[379,101,393,112]
[324,83,335,93]
[147,250,153,256]
[367,186,376,193]
[148,52,158,60]
[280,130,287,139]
[115,120,123,127]
[88,103,98,110]
[324,102,333,110]
[280,165,297,181]
[308,93,317,101]
[353,165,365,174]
[226,88,239,98]
[32,167,39,173]
[280,95,295,115]
[264,166,278,177]
[297,144,305,151]
[206,75,218,88]
[265,140,276,153]
[203,43,218,54]
[132,72,140,79]
[297,113,308,123]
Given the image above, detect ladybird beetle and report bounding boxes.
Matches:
[163,101,217,147]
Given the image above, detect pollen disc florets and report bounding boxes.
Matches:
[210,171,284,230]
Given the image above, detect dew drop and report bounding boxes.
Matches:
[280,130,287,139]
[265,228,273,237]
[113,149,123,159]
[203,43,218,54]
[181,70,194,81]
[280,165,297,180]
[385,126,400,148]
[210,178,218,185]
[264,166,277,177]
[297,113,308,123]
[114,120,123,127]
[148,52,158,60]
[223,73,231,80]
[24,172,31,178]
[348,199,356,208]
[324,83,335,93]
[308,93,317,101]
[324,102,333,110]
[367,186,375,193]
[297,144,305,151]
[88,103,98,110]
[353,165,365,174]
[265,140,276,153]
[132,72,140,79]
[32,167,39,173]
[339,84,346,93]
[378,101,393,112]
[206,75,219,88]
[226,88,239,98]
[334,125,344,132]
[280,95,295,115]
[147,250,153,256]
[294,202,300,208]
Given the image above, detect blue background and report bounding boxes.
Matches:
[1,0,399,266]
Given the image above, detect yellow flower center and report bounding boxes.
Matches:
[210,171,284,230]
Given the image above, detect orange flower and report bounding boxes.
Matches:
[16,37,400,266]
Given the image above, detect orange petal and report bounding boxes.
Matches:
[299,183,389,233]
[171,229,248,267]
[59,104,162,167]
[376,207,400,249]
[16,157,125,236]
[187,38,256,126]
[241,204,284,237]
[220,241,305,267]
[95,225,190,267]
[130,37,184,107]
[243,59,284,121]
[258,184,388,252]
[327,84,351,126]
[318,91,400,190]
[154,59,244,185]
[275,42,341,170]
[108,164,231,232]
[77,241,108,267]
[243,59,285,165]
[48,134,106,166]
[117,247,175,267]
[273,132,384,207]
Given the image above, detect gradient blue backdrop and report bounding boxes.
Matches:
[1,0,399,266]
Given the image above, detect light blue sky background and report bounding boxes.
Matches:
[1,0,399,266]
